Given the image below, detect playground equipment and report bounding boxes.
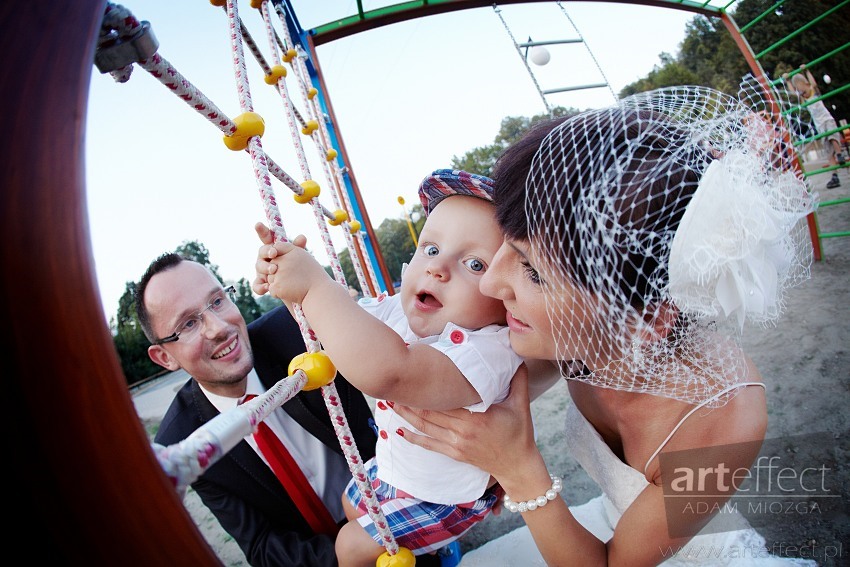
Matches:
[5,1,846,564]
[726,0,849,259]
[493,1,617,113]
[96,1,420,562]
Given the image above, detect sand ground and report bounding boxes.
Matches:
[132,164,849,566]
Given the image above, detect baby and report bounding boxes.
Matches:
[258,169,522,566]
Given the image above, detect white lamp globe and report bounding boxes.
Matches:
[530,46,551,66]
[823,74,832,85]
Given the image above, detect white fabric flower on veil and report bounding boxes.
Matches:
[669,148,813,329]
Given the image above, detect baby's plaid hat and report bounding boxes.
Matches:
[418,169,495,215]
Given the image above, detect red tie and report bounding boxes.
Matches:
[242,395,340,536]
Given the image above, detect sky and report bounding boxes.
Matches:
[86,0,716,324]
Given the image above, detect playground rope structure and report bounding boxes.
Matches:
[98,0,402,558]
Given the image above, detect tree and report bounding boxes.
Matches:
[175,240,222,281]
[732,0,849,117]
[113,281,160,385]
[234,277,262,324]
[336,243,375,296]
[619,53,701,97]
[334,202,425,295]
[377,216,419,288]
[619,0,849,117]
[336,247,358,293]
[114,319,161,386]
[451,107,580,176]
[114,280,139,331]
[256,293,283,313]
[337,218,415,294]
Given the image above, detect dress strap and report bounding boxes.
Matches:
[643,382,766,475]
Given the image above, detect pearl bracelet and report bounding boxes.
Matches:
[502,474,563,513]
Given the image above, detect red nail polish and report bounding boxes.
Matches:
[387,401,395,408]
[396,428,404,437]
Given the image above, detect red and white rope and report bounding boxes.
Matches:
[225,1,398,553]
[257,0,397,553]
[154,371,306,494]
[101,2,395,552]
[102,5,366,262]
[271,3,378,295]
[255,2,346,289]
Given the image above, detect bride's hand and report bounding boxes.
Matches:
[391,364,541,481]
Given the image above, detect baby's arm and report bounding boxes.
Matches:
[261,235,481,410]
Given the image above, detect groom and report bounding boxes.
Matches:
[137,252,377,567]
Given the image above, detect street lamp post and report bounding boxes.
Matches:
[397,196,418,247]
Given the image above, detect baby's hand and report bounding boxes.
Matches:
[266,238,330,305]
[252,222,319,302]
[253,222,279,295]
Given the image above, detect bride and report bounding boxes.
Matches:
[391,82,818,565]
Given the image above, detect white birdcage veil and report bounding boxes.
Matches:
[520,77,814,407]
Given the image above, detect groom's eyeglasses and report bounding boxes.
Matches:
[153,286,237,345]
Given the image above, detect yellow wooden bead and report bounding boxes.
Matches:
[376,548,415,567]
[288,351,336,391]
[264,65,287,84]
[301,119,319,135]
[307,87,319,100]
[209,0,225,7]
[295,180,320,204]
[283,48,297,63]
[250,0,264,8]
[222,112,265,151]
[325,148,338,161]
[328,209,348,226]
[348,220,362,234]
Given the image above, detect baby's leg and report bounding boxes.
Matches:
[335,520,386,567]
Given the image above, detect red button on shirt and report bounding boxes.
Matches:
[450,330,465,344]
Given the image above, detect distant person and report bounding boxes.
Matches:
[253,170,525,567]
[136,253,377,567]
[786,64,846,188]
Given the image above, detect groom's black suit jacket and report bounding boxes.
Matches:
[154,306,377,567]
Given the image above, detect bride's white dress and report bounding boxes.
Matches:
[460,395,817,566]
